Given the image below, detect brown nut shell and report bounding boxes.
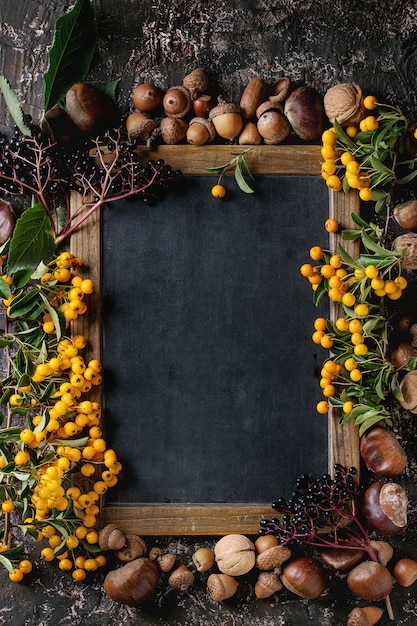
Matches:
[399,370,417,412]
[187,117,216,144]
[98,524,126,551]
[207,573,238,602]
[168,564,195,591]
[393,232,417,269]
[239,77,268,119]
[103,557,159,606]
[115,534,147,562]
[160,117,188,144]
[284,85,324,141]
[163,86,192,118]
[360,427,407,477]
[183,68,210,99]
[66,82,116,135]
[347,561,393,601]
[0,199,15,245]
[214,534,255,576]
[254,571,282,599]
[323,82,365,126]
[133,83,163,113]
[255,544,291,570]
[394,200,417,231]
[347,606,383,626]
[268,77,291,103]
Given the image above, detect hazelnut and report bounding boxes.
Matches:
[393,232,417,269]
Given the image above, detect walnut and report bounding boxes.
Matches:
[323,83,365,126]
[214,534,255,576]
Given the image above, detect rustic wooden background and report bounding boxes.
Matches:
[0,1,417,625]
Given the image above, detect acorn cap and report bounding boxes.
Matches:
[256,100,283,118]
[188,117,216,142]
[209,97,241,119]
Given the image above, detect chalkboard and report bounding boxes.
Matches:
[70,145,360,535]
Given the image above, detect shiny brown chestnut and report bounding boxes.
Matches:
[347,560,393,601]
[281,557,327,599]
[361,481,408,536]
[360,427,407,477]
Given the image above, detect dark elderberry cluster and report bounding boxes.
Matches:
[260,465,361,547]
[0,124,182,241]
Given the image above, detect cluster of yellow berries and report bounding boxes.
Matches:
[320,95,379,200]
[301,246,408,304]
[0,252,122,582]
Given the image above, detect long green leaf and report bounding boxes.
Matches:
[235,163,254,193]
[44,0,97,111]
[0,76,32,137]
[8,204,55,275]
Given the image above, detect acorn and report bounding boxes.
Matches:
[186,117,216,145]
[160,117,188,144]
[132,82,164,113]
[125,111,159,146]
[209,97,243,141]
[239,77,268,119]
[256,101,291,144]
[183,68,210,100]
[163,86,192,118]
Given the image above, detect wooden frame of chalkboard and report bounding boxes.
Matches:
[70,144,360,536]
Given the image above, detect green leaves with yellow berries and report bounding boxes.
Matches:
[207,148,255,194]
[331,103,417,213]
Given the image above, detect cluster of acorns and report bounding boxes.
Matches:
[125,70,328,147]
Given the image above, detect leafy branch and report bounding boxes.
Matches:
[207,148,255,193]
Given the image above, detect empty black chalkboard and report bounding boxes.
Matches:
[101,173,329,506]
[69,145,360,535]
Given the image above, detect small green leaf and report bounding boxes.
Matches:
[0,76,32,137]
[235,163,254,193]
[44,0,98,111]
[8,204,55,275]
[240,157,255,181]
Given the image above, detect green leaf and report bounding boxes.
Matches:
[8,204,55,275]
[0,277,11,300]
[235,163,254,193]
[0,76,32,137]
[240,157,255,181]
[43,0,98,111]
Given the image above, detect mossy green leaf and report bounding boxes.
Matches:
[0,76,32,137]
[44,0,97,111]
[8,204,55,275]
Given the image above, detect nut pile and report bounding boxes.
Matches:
[125,70,326,147]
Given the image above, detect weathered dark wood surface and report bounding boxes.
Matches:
[0,1,417,625]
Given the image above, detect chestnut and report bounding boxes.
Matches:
[360,427,407,477]
[103,557,159,606]
[192,94,214,118]
[361,481,408,536]
[347,560,392,601]
[284,85,324,141]
[393,557,417,587]
[319,545,364,570]
[281,557,327,599]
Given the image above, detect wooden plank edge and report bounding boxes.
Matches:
[328,188,361,475]
[101,504,274,536]
[136,143,322,176]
